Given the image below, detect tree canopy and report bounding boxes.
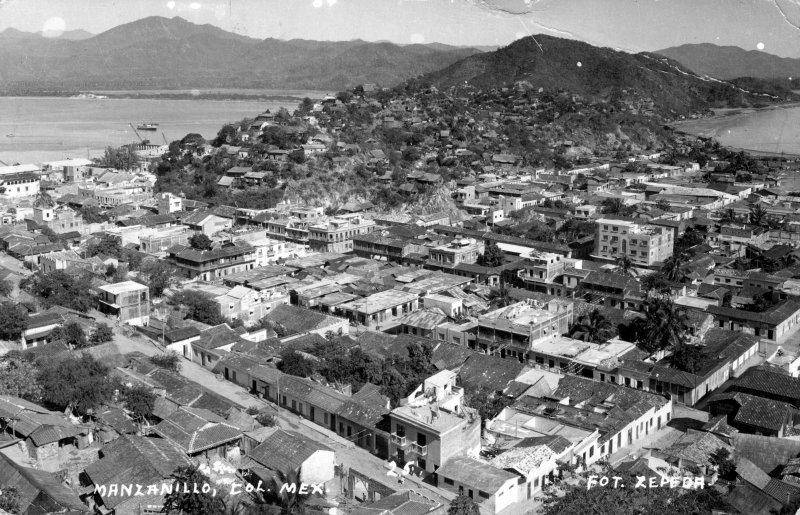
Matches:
[163,465,225,514]
[476,241,504,267]
[171,290,225,326]
[0,302,28,341]
[38,353,117,415]
[21,271,94,312]
[447,495,480,515]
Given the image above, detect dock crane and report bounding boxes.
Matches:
[129,123,146,144]
[162,132,169,145]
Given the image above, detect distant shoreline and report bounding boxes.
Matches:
[0,91,319,103]
[671,101,800,158]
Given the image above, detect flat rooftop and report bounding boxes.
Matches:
[339,289,419,315]
[98,280,148,295]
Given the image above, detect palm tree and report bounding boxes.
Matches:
[719,207,737,224]
[637,296,690,356]
[661,253,688,283]
[34,190,54,208]
[749,204,768,226]
[601,197,625,215]
[263,468,309,515]
[614,254,637,277]
[488,278,513,308]
[569,309,615,343]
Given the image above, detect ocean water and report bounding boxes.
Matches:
[0,95,312,165]
[675,104,800,156]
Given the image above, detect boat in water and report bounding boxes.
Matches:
[137,123,159,131]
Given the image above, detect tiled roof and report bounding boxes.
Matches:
[0,453,89,513]
[194,323,249,350]
[659,430,731,467]
[246,430,332,471]
[763,478,800,504]
[732,433,800,475]
[437,456,517,493]
[84,435,190,509]
[95,407,138,435]
[707,300,800,326]
[154,416,241,454]
[334,399,389,428]
[0,396,82,442]
[733,367,800,403]
[350,491,437,515]
[709,392,793,432]
[457,354,527,392]
[277,375,349,410]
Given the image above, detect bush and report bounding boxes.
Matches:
[150,351,182,372]
[90,323,114,345]
[256,412,277,427]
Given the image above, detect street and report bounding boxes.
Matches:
[105,325,458,509]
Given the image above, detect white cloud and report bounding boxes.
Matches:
[410,33,425,44]
[312,0,323,7]
[189,2,202,9]
[167,0,176,9]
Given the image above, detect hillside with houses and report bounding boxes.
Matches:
[2,36,800,515]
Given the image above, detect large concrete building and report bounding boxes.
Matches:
[594,218,673,267]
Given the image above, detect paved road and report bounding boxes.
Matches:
[109,328,456,508]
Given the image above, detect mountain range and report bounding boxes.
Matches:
[0,27,94,40]
[415,35,795,117]
[656,43,800,81]
[0,16,481,92]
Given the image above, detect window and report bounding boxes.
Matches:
[479,491,490,499]
[291,400,296,410]
[444,478,454,485]
[589,446,594,457]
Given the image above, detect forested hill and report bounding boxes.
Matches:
[408,35,797,118]
[0,16,481,92]
[657,43,800,81]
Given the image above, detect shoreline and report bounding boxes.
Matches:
[0,94,310,103]
[0,91,320,103]
[671,101,800,158]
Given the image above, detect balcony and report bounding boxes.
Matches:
[390,433,409,447]
[409,443,428,456]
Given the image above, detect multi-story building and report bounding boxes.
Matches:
[79,185,151,207]
[352,232,426,263]
[261,218,316,245]
[475,299,574,361]
[97,281,150,326]
[488,372,673,488]
[594,218,673,267]
[0,170,40,198]
[517,251,567,295]
[157,192,183,214]
[429,238,484,267]
[388,370,481,476]
[31,207,85,235]
[167,241,256,281]
[308,216,376,253]
[139,226,192,255]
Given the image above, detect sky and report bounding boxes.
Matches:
[2,0,800,57]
